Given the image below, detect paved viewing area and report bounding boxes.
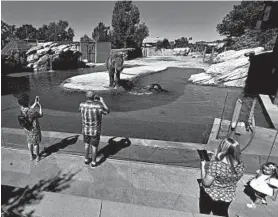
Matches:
[2,147,278,217]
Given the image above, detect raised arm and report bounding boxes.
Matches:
[37,102,43,118]
[99,97,110,115]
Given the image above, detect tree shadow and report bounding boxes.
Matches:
[1,170,80,217]
[41,135,79,159]
[97,137,131,165]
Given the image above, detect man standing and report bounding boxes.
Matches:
[79,91,110,167]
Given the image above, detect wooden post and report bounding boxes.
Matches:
[228,99,242,138]
[49,55,54,72]
[95,41,97,64]
[203,46,207,62]
[210,46,215,61]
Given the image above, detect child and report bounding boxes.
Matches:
[246,162,278,208]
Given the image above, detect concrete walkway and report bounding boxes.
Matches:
[2,147,277,217]
[2,127,278,174]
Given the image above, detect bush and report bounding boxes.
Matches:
[230,28,278,51]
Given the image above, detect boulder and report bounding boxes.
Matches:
[27,54,39,63]
[37,47,50,57]
[36,54,49,66]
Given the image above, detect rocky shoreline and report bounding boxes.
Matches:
[189,47,271,87]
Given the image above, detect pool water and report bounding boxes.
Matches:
[1,66,271,143]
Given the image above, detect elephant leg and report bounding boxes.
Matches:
[115,71,121,87]
[109,71,114,87]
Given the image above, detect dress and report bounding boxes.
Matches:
[21,107,42,145]
[250,174,278,196]
[204,160,245,202]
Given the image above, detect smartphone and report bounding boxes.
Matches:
[197,149,210,161]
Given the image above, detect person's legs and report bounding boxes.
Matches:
[84,135,91,164]
[199,187,213,215]
[28,143,35,160]
[33,144,40,162]
[211,200,231,217]
[90,135,100,167]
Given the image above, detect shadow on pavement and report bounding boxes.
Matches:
[41,135,79,159]
[1,170,79,217]
[97,137,131,165]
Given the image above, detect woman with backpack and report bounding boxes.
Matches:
[18,94,43,162]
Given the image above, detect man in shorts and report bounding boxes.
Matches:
[79,91,110,167]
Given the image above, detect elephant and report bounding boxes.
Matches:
[106,53,124,87]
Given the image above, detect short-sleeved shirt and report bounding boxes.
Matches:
[79,100,107,136]
[204,160,245,202]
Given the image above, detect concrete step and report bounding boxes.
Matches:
[1,184,218,217]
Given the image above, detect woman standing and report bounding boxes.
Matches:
[199,138,245,217]
[18,94,43,162]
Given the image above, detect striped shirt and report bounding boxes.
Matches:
[79,101,108,136]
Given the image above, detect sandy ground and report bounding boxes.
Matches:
[61,56,210,91]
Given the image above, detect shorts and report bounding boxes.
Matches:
[83,134,100,147]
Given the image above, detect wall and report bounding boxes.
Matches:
[96,42,111,63]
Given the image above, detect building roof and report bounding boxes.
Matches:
[142,37,165,44]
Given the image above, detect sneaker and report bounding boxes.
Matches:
[90,161,97,168]
[35,156,41,162]
[30,154,36,161]
[84,158,91,165]
[262,198,267,205]
[246,203,256,208]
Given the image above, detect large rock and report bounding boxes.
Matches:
[27,54,39,63]
[189,47,269,87]
[37,47,50,57]
[213,47,264,63]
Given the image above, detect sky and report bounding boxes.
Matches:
[1,1,240,42]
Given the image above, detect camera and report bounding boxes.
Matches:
[93,95,100,101]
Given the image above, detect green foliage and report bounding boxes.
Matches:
[1,20,16,48]
[92,22,111,42]
[229,28,278,51]
[80,34,94,42]
[37,20,75,41]
[216,1,265,37]
[156,38,170,50]
[1,20,75,45]
[174,37,188,48]
[14,24,38,40]
[112,1,144,48]
[133,22,149,47]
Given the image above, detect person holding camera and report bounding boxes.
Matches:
[18,94,43,162]
[79,91,110,168]
[199,138,245,217]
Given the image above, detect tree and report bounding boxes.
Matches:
[216,1,265,37]
[92,22,111,42]
[80,34,94,42]
[174,37,189,48]
[133,22,149,47]
[1,20,16,48]
[15,24,38,40]
[36,20,75,41]
[156,38,170,50]
[112,1,140,48]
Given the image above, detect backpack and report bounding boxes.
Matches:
[18,111,33,131]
